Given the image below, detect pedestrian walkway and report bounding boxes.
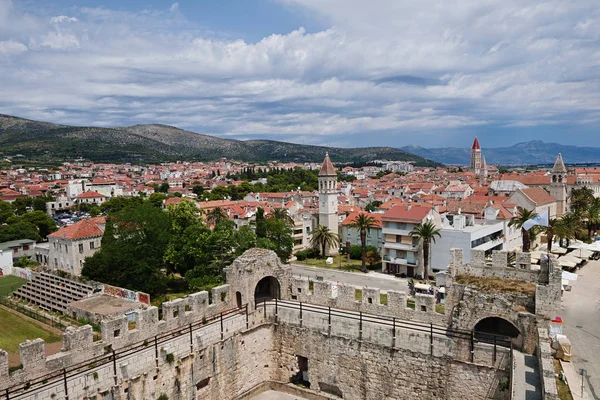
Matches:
[513,351,542,400]
[561,360,590,399]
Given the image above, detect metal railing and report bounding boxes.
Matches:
[1,304,248,400]
[256,298,512,360]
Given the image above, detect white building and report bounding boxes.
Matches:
[46,217,105,276]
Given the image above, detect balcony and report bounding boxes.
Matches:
[383,242,419,252]
[472,237,504,251]
[383,255,417,266]
[382,227,413,236]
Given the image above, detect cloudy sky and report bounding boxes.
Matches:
[0,0,599,148]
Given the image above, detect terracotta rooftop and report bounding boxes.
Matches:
[520,187,556,206]
[341,211,382,227]
[75,191,105,199]
[382,205,431,222]
[472,137,481,150]
[48,218,105,240]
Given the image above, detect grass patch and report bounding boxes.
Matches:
[0,275,28,296]
[0,308,61,354]
[355,289,362,301]
[435,304,445,314]
[407,299,415,309]
[380,293,388,305]
[553,359,574,400]
[455,274,536,296]
[295,255,367,271]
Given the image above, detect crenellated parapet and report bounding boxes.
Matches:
[289,276,447,325]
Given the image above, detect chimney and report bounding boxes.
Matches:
[458,208,462,215]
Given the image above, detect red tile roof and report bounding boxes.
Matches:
[319,153,336,176]
[382,205,431,222]
[76,191,105,199]
[520,187,556,206]
[472,137,481,150]
[48,218,105,240]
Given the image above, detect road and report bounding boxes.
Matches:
[290,264,408,292]
[561,259,600,400]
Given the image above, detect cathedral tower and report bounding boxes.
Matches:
[470,137,482,175]
[318,152,338,255]
[549,153,568,216]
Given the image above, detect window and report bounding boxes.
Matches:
[79,244,84,253]
[90,241,95,250]
[54,258,58,267]
[23,245,29,251]
[13,249,18,254]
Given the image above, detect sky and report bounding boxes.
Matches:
[0,0,599,149]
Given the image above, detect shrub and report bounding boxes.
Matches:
[295,248,318,260]
[349,245,379,260]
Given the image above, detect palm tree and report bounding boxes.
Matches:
[409,221,441,281]
[270,208,294,226]
[309,225,340,258]
[541,218,558,253]
[349,213,379,273]
[555,212,578,248]
[206,207,228,226]
[584,197,600,240]
[509,208,538,252]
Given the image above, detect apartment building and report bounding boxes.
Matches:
[381,205,442,278]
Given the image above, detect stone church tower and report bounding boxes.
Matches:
[549,153,568,216]
[318,152,338,254]
[470,137,482,175]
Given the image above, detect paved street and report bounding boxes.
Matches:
[561,259,600,400]
[290,264,408,292]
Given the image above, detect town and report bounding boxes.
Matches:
[1,136,599,399]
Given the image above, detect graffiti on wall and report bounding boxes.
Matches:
[12,267,32,281]
[101,284,150,305]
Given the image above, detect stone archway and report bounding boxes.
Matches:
[474,316,520,342]
[254,276,281,302]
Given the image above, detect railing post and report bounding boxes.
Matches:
[359,312,363,342]
[189,323,193,352]
[328,306,331,336]
[493,336,497,364]
[154,335,158,362]
[275,298,278,323]
[430,323,434,355]
[112,350,117,383]
[220,312,224,341]
[63,368,69,400]
[392,317,396,349]
[245,304,249,329]
[299,302,303,327]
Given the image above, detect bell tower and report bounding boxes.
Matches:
[470,137,482,175]
[318,152,338,254]
[549,153,568,216]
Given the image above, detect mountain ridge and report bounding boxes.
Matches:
[400,141,600,165]
[0,114,440,166]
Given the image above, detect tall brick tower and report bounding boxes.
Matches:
[470,137,482,175]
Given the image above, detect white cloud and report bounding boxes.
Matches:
[0,39,27,55]
[50,15,79,24]
[0,1,598,147]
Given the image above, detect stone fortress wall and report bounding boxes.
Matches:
[0,247,561,400]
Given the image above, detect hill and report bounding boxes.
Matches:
[0,115,439,166]
[400,140,600,165]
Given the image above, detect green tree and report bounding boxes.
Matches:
[569,187,595,216]
[21,210,57,239]
[255,207,267,238]
[409,221,441,281]
[584,197,600,240]
[309,225,340,258]
[158,182,170,193]
[192,185,205,197]
[270,208,294,226]
[12,198,33,216]
[0,221,41,242]
[541,218,558,253]
[206,207,228,226]
[168,199,201,234]
[32,196,49,212]
[349,213,380,272]
[364,201,382,213]
[82,202,171,294]
[234,225,257,255]
[264,217,294,261]
[100,196,144,214]
[555,212,579,247]
[0,200,15,224]
[509,208,538,252]
[148,192,167,208]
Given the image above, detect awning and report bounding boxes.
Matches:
[562,271,578,282]
[438,287,446,294]
[559,254,582,264]
[558,260,577,268]
[414,283,431,291]
[569,248,593,259]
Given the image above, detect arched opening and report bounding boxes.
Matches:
[474,317,520,341]
[236,291,243,309]
[254,276,281,302]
